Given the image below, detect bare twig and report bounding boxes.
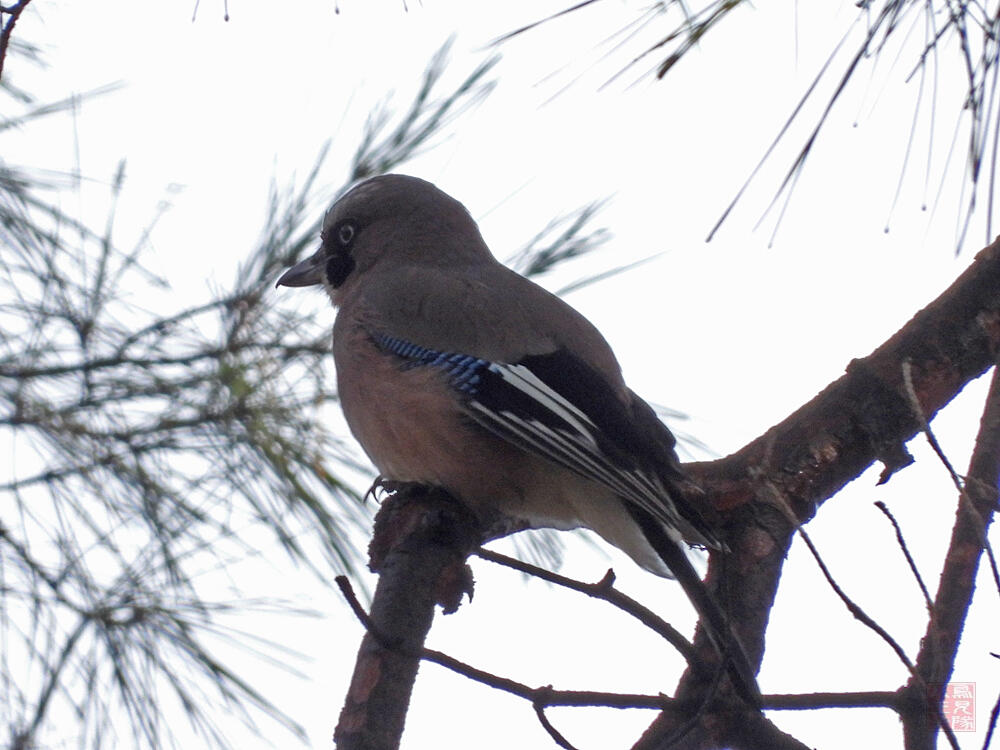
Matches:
[533,702,579,750]
[796,527,919,677]
[794,524,960,750]
[874,500,934,612]
[901,358,1000,598]
[476,548,697,662]
[982,683,1000,750]
[421,646,669,710]
[901,359,965,490]
[765,691,901,711]
[336,569,671,711]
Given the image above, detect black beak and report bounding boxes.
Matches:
[276,247,325,288]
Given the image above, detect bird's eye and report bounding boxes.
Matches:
[337,221,356,247]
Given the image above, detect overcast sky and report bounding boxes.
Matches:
[8,1,999,748]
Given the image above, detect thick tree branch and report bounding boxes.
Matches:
[333,486,483,750]
[637,238,1000,748]
[698,238,1000,517]
[900,363,1000,749]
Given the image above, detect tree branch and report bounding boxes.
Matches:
[874,500,934,613]
[333,485,483,750]
[338,567,843,750]
[476,548,697,663]
[901,362,1000,749]
[636,233,1000,748]
[764,691,900,710]
[0,0,30,81]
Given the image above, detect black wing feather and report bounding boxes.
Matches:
[373,333,719,548]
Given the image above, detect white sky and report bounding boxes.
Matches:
[8,1,999,748]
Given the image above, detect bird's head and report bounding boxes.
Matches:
[276,173,491,303]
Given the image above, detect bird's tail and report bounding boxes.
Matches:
[628,506,761,706]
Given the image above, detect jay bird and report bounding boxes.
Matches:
[277,174,758,702]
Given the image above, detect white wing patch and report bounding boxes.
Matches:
[487,363,598,441]
[466,362,688,543]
